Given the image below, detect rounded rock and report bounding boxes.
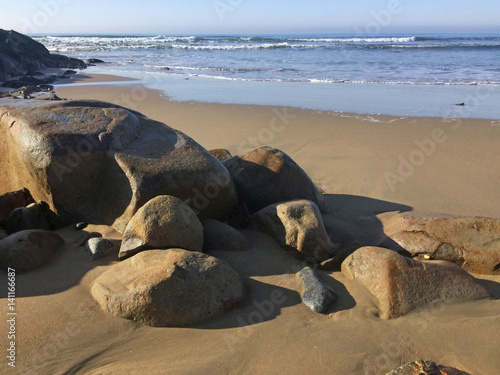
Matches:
[119,195,203,259]
[91,249,244,326]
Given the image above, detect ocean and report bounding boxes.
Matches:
[35,33,500,119]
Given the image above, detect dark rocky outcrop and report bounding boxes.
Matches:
[342,247,490,319]
[37,93,63,101]
[378,211,500,275]
[91,249,244,326]
[0,29,86,83]
[222,146,324,213]
[0,100,238,232]
[86,58,105,65]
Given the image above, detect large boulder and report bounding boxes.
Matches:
[119,195,203,259]
[0,29,85,82]
[342,247,490,320]
[378,211,500,275]
[0,229,64,272]
[250,200,331,261]
[0,100,238,232]
[202,219,248,252]
[91,249,244,326]
[222,146,324,213]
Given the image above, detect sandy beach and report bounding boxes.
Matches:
[1,75,499,375]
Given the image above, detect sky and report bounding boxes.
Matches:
[1,0,499,35]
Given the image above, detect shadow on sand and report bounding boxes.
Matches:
[321,194,413,257]
[0,226,116,298]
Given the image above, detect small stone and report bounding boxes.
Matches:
[86,238,121,261]
[78,231,102,247]
[74,222,88,231]
[296,266,337,314]
[209,148,232,162]
[61,69,77,77]
[86,58,105,64]
[39,93,62,101]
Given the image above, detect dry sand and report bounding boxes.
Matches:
[1,75,499,374]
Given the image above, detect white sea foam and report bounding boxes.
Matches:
[33,34,500,90]
[293,36,417,43]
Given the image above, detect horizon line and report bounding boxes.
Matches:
[22,29,500,37]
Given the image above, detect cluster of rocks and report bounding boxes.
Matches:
[1,68,76,89]
[0,29,87,102]
[0,69,80,101]
[0,99,497,331]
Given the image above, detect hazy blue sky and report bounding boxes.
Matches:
[1,0,499,35]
